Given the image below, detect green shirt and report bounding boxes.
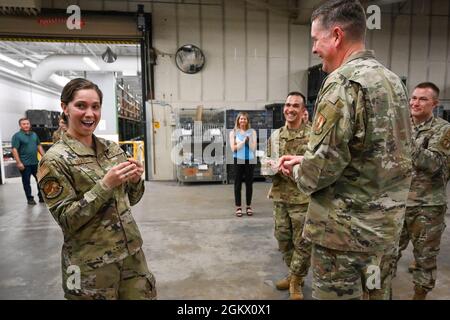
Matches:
[11,130,40,165]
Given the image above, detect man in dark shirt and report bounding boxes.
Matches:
[11,117,45,205]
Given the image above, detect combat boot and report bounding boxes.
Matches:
[275,275,291,290]
[289,275,304,300]
[412,287,427,300]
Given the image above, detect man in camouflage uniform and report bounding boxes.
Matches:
[38,133,156,300]
[52,115,67,143]
[303,109,311,126]
[393,82,450,299]
[262,92,311,300]
[278,0,412,300]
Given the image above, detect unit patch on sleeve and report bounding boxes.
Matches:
[313,112,327,135]
[440,129,450,150]
[41,177,63,199]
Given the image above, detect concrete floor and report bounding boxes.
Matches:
[0,178,449,300]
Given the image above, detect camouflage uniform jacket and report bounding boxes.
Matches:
[52,128,65,143]
[37,133,145,270]
[293,50,412,253]
[407,115,450,207]
[264,123,310,204]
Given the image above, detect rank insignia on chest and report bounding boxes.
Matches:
[41,177,63,199]
[313,112,327,135]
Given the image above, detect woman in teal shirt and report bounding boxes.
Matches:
[229,112,257,217]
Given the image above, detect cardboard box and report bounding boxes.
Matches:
[182,167,198,176]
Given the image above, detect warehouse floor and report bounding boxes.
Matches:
[0,179,449,300]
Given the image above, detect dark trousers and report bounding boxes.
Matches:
[20,164,43,201]
[233,159,254,207]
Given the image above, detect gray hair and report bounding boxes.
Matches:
[311,0,367,42]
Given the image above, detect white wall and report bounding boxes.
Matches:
[0,77,61,141]
[35,0,450,105]
[367,0,450,99]
[86,72,119,141]
[0,129,5,184]
[152,0,311,110]
[151,0,450,111]
[2,0,450,132]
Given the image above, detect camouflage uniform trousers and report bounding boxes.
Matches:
[273,202,311,277]
[366,246,397,300]
[63,249,157,300]
[395,205,447,292]
[311,244,390,300]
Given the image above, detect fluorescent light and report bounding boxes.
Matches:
[122,70,137,76]
[31,54,46,59]
[22,60,37,68]
[0,65,22,77]
[50,74,70,87]
[0,53,24,68]
[83,57,100,71]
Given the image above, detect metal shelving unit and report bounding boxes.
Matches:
[116,80,144,140]
[175,108,227,184]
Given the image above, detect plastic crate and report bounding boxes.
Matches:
[26,110,53,127]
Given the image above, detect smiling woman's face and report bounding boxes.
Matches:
[63,89,101,140]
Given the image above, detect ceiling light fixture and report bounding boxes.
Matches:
[0,53,24,68]
[83,57,100,71]
[31,54,46,60]
[22,60,37,68]
[102,46,117,63]
[50,74,71,87]
[0,65,22,77]
[122,70,137,76]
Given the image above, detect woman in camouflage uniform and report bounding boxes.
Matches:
[37,78,156,300]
